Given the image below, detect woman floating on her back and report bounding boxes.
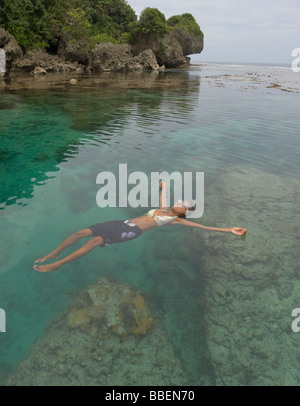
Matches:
[34,182,247,273]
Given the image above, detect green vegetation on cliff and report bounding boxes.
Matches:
[0,0,203,52]
[129,7,169,42]
[0,0,51,49]
[167,13,204,37]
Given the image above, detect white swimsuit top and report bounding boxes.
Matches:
[146,209,177,227]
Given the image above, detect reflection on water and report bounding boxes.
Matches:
[0,68,299,385]
[0,71,200,209]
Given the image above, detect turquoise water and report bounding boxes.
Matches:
[0,67,300,385]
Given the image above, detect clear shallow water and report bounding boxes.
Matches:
[0,67,299,385]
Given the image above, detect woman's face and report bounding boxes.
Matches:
[172,200,192,216]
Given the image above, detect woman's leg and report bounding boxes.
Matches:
[34,228,94,263]
[33,235,104,273]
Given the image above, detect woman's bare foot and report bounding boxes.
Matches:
[33,262,61,273]
[34,252,58,263]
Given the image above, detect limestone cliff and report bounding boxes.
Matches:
[0,27,203,75]
[0,28,23,71]
[131,28,204,68]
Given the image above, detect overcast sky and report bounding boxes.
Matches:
[128,0,299,64]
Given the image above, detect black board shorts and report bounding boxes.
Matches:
[87,220,143,247]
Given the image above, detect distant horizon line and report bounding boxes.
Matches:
[190,59,291,67]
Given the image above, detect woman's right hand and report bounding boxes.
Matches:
[231,227,247,236]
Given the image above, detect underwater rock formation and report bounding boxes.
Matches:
[6,277,188,386]
[188,166,300,385]
[67,276,155,339]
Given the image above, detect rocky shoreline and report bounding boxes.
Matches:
[0,27,203,79]
[190,63,300,94]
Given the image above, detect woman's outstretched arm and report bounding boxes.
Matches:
[174,218,247,236]
[159,181,169,209]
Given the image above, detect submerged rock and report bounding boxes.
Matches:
[6,277,188,386]
[188,166,300,385]
[32,67,47,76]
[67,276,155,339]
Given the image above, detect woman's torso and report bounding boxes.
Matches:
[129,209,178,231]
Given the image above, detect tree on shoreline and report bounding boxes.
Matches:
[0,0,202,54]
